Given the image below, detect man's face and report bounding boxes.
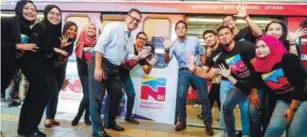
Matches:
[203,33,217,47]
[217,28,234,48]
[175,23,187,37]
[125,11,141,31]
[223,16,236,29]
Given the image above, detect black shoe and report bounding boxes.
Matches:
[125,117,139,124]
[92,131,111,137]
[109,124,125,131]
[71,120,79,126]
[44,123,52,128]
[175,121,186,131]
[25,130,46,137]
[85,119,92,126]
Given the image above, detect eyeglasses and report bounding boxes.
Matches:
[137,37,147,41]
[49,11,61,17]
[128,15,141,24]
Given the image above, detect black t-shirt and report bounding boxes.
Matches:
[119,44,154,78]
[234,27,257,44]
[205,46,223,68]
[214,41,255,92]
[252,53,307,102]
[215,41,255,80]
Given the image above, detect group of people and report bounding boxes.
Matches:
[1,0,307,137]
[180,10,307,137]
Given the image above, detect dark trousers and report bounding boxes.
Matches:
[1,58,16,97]
[75,58,90,120]
[45,65,65,119]
[209,83,221,109]
[88,57,123,132]
[17,56,49,134]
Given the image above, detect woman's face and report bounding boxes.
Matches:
[266,23,283,40]
[47,8,61,25]
[23,2,37,22]
[86,24,96,37]
[255,40,271,58]
[65,25,77,39]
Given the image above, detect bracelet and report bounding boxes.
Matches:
[165,49,170,52]
[289,41,297,45]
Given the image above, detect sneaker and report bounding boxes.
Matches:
[214,131,227,137]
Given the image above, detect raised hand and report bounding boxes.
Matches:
[16,43,39,52]
[187,52,196,73]
[288,27,307,43]
[138,46,151,59]
[234,0,248,19]
[59,34,72,48]
[147,54,158,66]
[216,64,231,78]
[161,37,174,51]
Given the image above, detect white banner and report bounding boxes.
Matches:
[57,60,83,114]
[130,58,178,124]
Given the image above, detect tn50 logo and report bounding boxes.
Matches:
[141,77,166,101]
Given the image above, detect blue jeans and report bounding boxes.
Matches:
[177,69,212,126]
[248,89,275,137]
[220,80,250,137]
[264,100,307,137]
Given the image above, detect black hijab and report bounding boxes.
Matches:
[14,0,37,41]
[63,21,78,44]
[42,4,62,43]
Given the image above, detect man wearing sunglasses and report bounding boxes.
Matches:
[89,8,151,137]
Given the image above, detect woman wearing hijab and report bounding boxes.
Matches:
[252,35,307,137]
[72,23,97,126]
[1,0,38,98]
[44,21,78,128]
[17,4,68,136]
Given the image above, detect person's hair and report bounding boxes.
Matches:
[128,8,142,18]
[203,30,217,38]
[216,26,233,34]
[264,19,288,42]
[136,31,147,40]
[222,14,236,21]
[175,20,187,30]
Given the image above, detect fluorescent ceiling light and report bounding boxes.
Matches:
[187,18,272,24]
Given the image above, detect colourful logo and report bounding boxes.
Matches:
[141,76,166,101]
[225,54,249,78]
[61,79,82,93]
[262,68,294,94]
[21,34,29,44]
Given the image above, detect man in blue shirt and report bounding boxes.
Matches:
[163,20,213,136]
[88,8,150,137]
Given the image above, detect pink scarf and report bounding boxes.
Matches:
[75,23,97,59]
[254,35,287,73]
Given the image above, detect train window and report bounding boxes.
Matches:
[186,16,274,45]
[99,14,125,35]
[66,15,91,33]
[143,18,171,42]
